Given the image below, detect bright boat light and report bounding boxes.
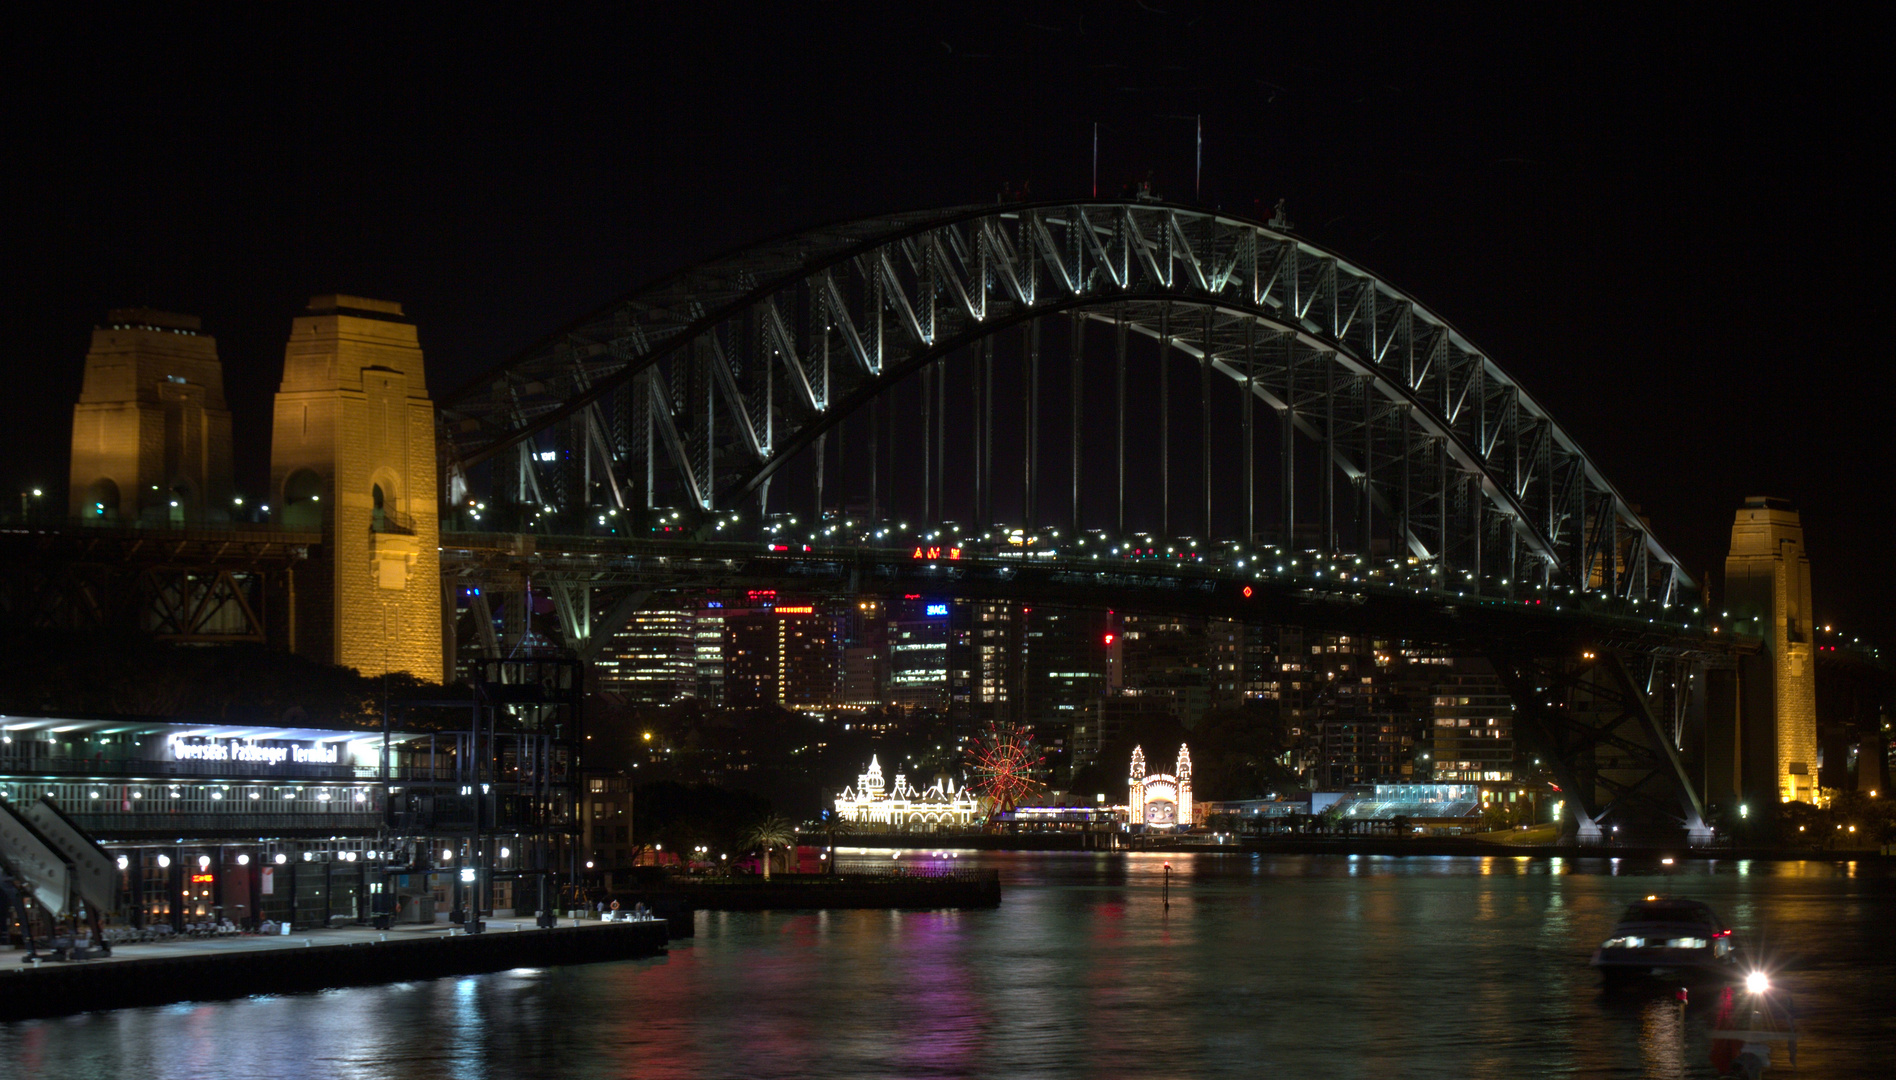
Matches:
[1746,971,1770,994]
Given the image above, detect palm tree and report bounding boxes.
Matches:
[742,814,797,880]
[815,810,855,874]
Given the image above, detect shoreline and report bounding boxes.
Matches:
[831,832,1893,862]
[0,917,668,1023]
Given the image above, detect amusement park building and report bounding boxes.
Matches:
[1128,744,1194,828]
[834,757,981,829]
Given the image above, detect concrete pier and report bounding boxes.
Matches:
[0,915,667,1021]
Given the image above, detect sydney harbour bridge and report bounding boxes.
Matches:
[9,199,1757,843]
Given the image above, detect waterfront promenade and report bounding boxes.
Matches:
[0,913,668,1021]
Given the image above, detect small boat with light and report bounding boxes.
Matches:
[1590,895,1738,986]
[1710,971,1796,1078]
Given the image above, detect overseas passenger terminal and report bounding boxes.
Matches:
[2,702,578,934]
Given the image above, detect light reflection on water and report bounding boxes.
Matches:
[3,853,1892,1079]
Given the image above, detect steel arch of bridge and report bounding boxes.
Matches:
[440,200,1692,602]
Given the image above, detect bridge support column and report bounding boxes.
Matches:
[269,295,443,683]
[1070,312,1083,533]
[1489,647,1708,842]
[1572,807,1603,844]
[68,309,234,526]
[1723,497,1818,806]
[1115,309,1127,536]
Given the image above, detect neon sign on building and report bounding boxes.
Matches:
[168,738,342,767]
[910,547,962,560]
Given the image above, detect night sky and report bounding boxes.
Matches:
[10,5,1891,645]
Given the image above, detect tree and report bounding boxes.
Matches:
[815,810,855,874]
[742,814,797,880]
[1480,802,1520,832]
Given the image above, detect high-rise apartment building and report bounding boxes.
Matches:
[596,605,696,702]
[724,601,836,711]
[888,596,951,710]
[692,600,727,705]
[952,600,1020,722]
[1425,662,1516,783]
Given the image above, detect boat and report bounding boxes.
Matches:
[1590,895,1738,986]
[1710,973,1797,1077]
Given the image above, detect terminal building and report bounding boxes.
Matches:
[1,693,579,933]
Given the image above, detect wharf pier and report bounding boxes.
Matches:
[0,914,668,1022]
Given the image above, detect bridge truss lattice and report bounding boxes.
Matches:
[439,200,1693,605]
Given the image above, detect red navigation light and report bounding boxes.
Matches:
[1242,586,1253,598]
[1104,633,1116,646]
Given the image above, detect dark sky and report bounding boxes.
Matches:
[9,4,1891,646]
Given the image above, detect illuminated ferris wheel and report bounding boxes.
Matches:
[966,721,1045,817]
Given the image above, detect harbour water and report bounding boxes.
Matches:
[4,851,1891,1079]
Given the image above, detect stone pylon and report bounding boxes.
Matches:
[269,296,443,682]
[1723,496,1817,804]
[68,309,234,524]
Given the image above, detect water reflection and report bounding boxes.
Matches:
[1,855,1889,1079]
[1635,992,1689,1079]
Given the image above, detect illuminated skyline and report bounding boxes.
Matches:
[7,6,1889,647]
